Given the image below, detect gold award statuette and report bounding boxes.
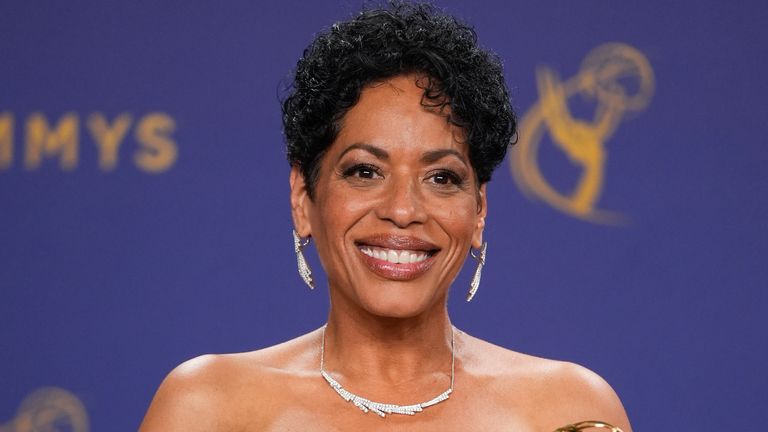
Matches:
[554,420,624,432]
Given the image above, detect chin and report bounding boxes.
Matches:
[354,283,443,319]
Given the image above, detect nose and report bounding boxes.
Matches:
[375,175,428,228]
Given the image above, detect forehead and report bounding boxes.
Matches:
[331,75,467,157]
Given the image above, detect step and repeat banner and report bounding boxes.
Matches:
[2,1,766,430]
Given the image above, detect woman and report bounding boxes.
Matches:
[140,3,631,431]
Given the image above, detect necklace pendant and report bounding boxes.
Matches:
[321,371,452,418]
[319,325,456,418]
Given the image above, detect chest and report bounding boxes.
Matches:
[252,385,539,432]
[261,410,534,432]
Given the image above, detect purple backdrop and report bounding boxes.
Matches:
[2,1,767,430]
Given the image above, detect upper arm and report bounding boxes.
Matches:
[139,355,229,432]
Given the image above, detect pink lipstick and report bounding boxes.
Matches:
[355,234,439,281]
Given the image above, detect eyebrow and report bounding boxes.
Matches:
[420,149,467,165]
[336,143,467,165]
[337,143,389,162]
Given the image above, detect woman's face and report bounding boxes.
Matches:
[291,74,486,318]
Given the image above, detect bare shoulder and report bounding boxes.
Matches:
[138,354,249,432]
[139,329,322,432]
[530,359,631,431]
[460,332,632,431]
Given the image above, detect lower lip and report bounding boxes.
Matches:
[357,248,436,281]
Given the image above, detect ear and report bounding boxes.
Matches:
[472,183,488,249]
[290,166,313,237]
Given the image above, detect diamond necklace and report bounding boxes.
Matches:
[319,325,455,417]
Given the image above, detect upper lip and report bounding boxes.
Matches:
[355,234,439,252]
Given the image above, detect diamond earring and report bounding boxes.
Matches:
[293,229,315,289]
[466,242,487,301]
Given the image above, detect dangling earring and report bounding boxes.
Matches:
[466,242,487,302]
[293,229,315,289]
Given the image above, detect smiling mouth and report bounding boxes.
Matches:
[354,235,439,281]
[358,246,432,264]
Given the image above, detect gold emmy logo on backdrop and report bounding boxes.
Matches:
[0,387,89,432]
[510,43,654,223]
[0,111,177,173]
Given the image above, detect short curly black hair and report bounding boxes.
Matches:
[282,1,516,198]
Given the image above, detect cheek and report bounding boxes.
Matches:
[317,185,371,223]
[309,185,368,248]
[431,198,479,240]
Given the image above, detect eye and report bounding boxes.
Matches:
[428,170,463,186]
[341,163,382,180]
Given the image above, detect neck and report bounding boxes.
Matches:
[322,302,454,384]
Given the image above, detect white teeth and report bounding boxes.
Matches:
[387,250,398,263]
[360,246,429,264]
[398,250,409,263]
